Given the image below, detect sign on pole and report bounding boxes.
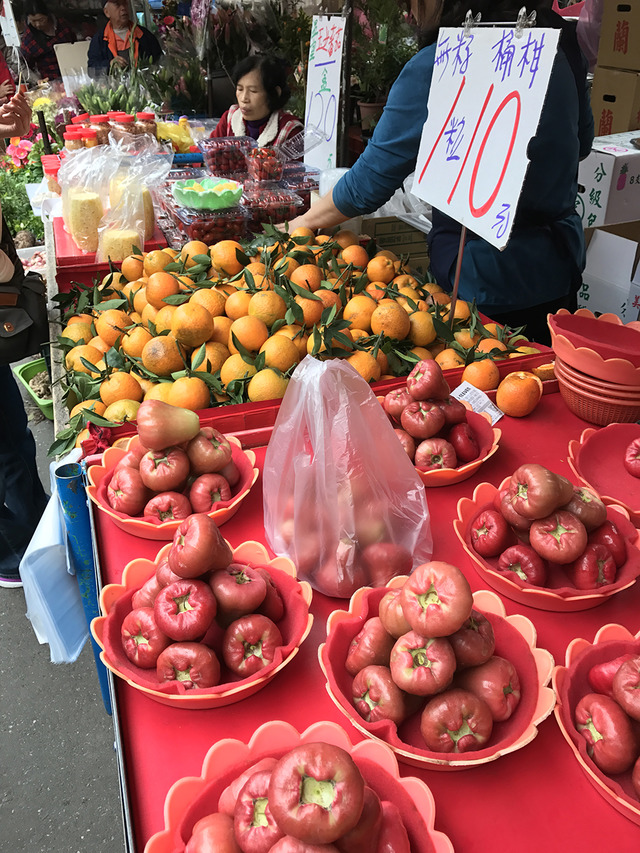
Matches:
[0,0,20,48]
[304,15,346,170]
[411,25,560,249]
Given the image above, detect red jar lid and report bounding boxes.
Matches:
[136,112,155,120]
[90,114,109,122]
[71,113,89,124]
[81,128,98,138]
[114,114,135,123]
[107,111,127,119]
[63,130,84,139]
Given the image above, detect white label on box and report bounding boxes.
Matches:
[451,381,503,424]
[576,151,610,228]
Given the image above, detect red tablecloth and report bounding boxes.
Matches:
[93,392,640,852]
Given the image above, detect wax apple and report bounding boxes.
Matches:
[189,473,232,513]
[567,543,617,589]
[255,567,285,623]
[406,360,450,401]
[414,437,457,471]
[234,768,283,853]
[390,632,456,696]
[185,813,241,853]
[448,610,495,669]
[139,447,190,492]
[470,509,514,558]
[136,399,200,450]
[400,561,473,637]
[360,542,412,587]
[267,743,365,844]
[154,579,217,641]
[588,519,627,568]
[351,665,413,725]
[400,401,445,440]
[143,491,191,522]
[210,564,267,622]
[420,688,493,753]
[131,574,163,609]
[507,463,573,519]
[624,438,640,478]
[612,657,640,721]
[156,642,221,689]
[378,589,411,638]
[376,801,411,853]
[448,422,479,463]
[561,487,607,531]
[383,388,413,422]
[496,544,548,586]
[588,653,636,699]
[393,428,415,461]
[107,466,149,516]
[575,693,638,774]
[529,511,587,564]
[120,607,171,668]
[218,758,278,816]
[335,786,382,853]
[169,514,233,578]
[456,655,521,721]
[187,427,233,475]
[222,614,283,677]
[345,617,396,676]
[433,396,467,426]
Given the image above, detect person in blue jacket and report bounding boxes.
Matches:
[88,0,161,73]
[289,0,594,344]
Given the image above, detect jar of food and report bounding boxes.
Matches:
[71,112,90,128]
[81,128,99,148]
[63,131,84,151]
[90,114,111,145]
[136,112,157,138]
[110,114,137,142]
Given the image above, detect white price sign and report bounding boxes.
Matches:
[304,15,346,170]
[412,26,559,249]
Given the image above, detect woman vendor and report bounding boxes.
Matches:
[211,55,303,148]
[288,0,594,344]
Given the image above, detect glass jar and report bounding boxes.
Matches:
[136,112,157,138]
[90,114,111,145]
[110,114,137,142]
[63,131,84,151]
[82,128,99,148]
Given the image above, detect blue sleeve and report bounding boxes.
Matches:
[333,45,436,218]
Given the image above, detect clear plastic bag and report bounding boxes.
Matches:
[58,146,120,252]
[263,357,433,598]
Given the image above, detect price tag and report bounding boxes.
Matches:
[304,15,346,170]
[412,26,559,249]
[451,381,503,424]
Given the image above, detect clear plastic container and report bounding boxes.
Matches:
[81,128,99,148]
[240,183,305,233]
[166,167,207,183]
[136,112,157,138]
[42,154,62,195]
[280,165,321,212]
[165,196,248,242]
[198,135,256,176]
[63,131,84,151]
[90,114,111,145]
[246,147,284,182]
[71,112,90,128]
[110,114,137,142]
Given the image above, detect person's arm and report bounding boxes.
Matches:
[288,188,349,232]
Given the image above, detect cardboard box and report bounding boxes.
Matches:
[577,229,636,319]
[361,214,430,274]
[597,0,640,72]
[576,131,640,228]
[591,67,640,135]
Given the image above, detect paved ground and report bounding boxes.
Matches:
[0,369,125,853]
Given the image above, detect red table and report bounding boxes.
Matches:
[93,392,640,852]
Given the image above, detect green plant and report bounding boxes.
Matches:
[0,166,44,240]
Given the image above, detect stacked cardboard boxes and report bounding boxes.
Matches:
[591,1,640,135]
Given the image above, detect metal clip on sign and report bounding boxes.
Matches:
[462,6,537,39]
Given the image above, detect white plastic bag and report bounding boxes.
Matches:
[263,356,433,597]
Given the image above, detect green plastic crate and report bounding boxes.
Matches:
[13,358,53,420]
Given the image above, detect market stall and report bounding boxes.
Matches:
[86,390,640,853]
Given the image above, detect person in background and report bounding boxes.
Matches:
[20,0,76,81]
[577,0,603,72]
[88,0,161,72]
[0,50,15,104]
[211,55,303,147]
[0,90,49,588]
[288,0,594,345]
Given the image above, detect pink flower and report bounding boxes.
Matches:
[6,138,33,168]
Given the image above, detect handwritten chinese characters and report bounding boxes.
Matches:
[413,26,559,250]
[305,15,346,170]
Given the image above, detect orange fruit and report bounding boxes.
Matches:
[454,328,482,349]
[289,264,323,292]
[430,291,452,307]
[75,427,90,448]
[225,289,253,320]
[294,293,324,327]
[393,273,420,289]
[366,255,396,285]
[141,302,159,330]
[61,321,93,344]
[209,315,234,345]
[146,271,181,309]
[408,311,437,347]
[69,399,106,419]
[153,305,176,334]
[411,346,434,361]
[316,289,342,313]
[495,371,543,417]
[167,375,211,411]
[65,344,106,374]
[144,382,174,402]
[171,302,215,348]
[334,229,359,249]
[259,335,300,372]
[248,290,287,327]
[346,350,382,383]
[442,299,471,323]
[94,308,130,347]
[99,271,126,292]
[133,373,155,395]
[273,255,300,279]
[120,254,144,282]
[461,359,501,392]
[141,335,186,377]
[376,249,398,262]
[306,326,354,356]
[289,226,316,242]
[483,322,504,338]
[370,299,411,340]
[99,371,145,406]
[191,341,230,374]
[180,240,211,268]
[274,324,308,359]
[143,249,173,277]
[435,348,465,369]
[340,243,369,270]
[365,282,387,301]
[245,261,267,276]
[220,353,258,387]
[121,325,153,359]
[247,368,289,402]
[228,315,269,354]
[66,313,95,326]
[477,337,508,355]
[343,293,376,332]
[103,399,141,423]
[132,285,149,316]
[211,239,246,276]
[88,335,111,354]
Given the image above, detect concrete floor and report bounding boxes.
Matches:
[0,372,125,853]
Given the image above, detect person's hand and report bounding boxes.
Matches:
[0,91,32,138]
[111,56,128,69]
[0,81,14,105]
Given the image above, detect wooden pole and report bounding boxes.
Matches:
[338,0,353,168]
[448,225,467,329]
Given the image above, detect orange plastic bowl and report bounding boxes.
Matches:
[91,540,313,709]
[554,358,640,398]
[319,584,555,770]
[568,424,640,528]
[548,309,640,386]
[143,719,454,853]
[556,372,640,426]
[552,624,640,826]
[453,481,640,611]
[86,435,259,540]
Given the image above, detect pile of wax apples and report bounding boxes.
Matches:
[382,360,481,471]
[575,654,640,797]
[470,463,629,589]
[121,513,287,689]
[106,401,243,521]
[346,562,521,753]
[183,741,414,852]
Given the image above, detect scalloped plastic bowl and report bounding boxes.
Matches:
[555,370,640,426]
[548,309,640,386]
[552,624,640,826]
[143,720,454,853]
[319,584,555,770]
[568,424,640,528]
[86,436,259,540]
[91,540,313,709]
[172,177,243,210]
[453,480,640,611]
[554,358,640,398]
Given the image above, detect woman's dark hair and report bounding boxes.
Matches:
[419,0,555,46]
[24,0,52,20]
[231,55,292,112]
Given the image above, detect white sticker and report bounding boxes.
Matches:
[451,381,504,424]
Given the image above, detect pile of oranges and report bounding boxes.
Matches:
[55,226,540,448]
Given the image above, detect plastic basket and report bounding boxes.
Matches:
[557,376,640,426]
[13,358,53,420]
